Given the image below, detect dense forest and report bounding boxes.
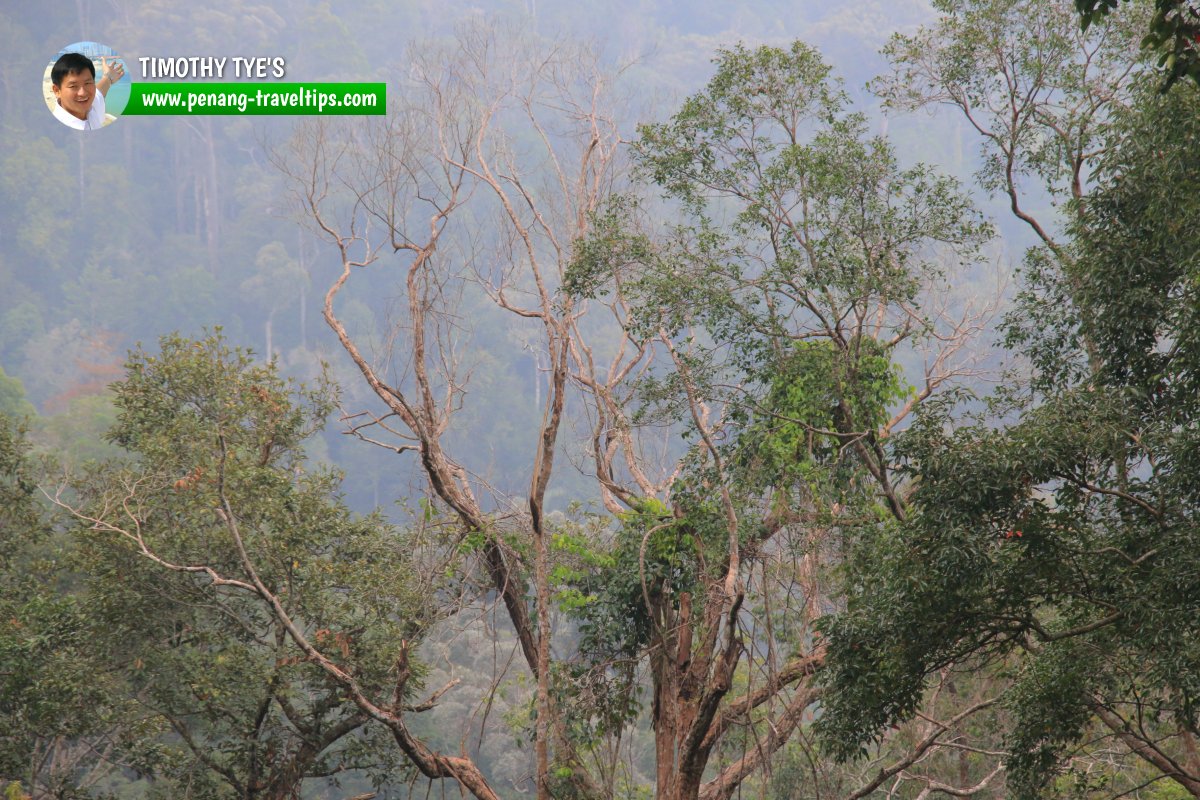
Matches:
[3,1,1200,799]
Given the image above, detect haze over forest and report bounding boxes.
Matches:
[2,0,1005,511]
[4,2,1200,800]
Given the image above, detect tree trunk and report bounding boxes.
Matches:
[534,526,551,800]
[651,591,712,800]
[264,309,274,362]
[202,118,221,272]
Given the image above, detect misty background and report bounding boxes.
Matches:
[0,0,1037,516]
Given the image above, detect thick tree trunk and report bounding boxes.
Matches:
[651,591,714,800]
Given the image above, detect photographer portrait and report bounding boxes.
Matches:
[45,47,126,131]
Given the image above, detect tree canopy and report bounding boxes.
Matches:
[817,75,1200,800]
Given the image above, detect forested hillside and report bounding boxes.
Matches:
[3,2,1199,799]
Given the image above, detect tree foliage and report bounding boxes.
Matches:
[817,76,1200,800]
[1077,0,1200,88]
[40,333,434,799]
[0,414,159,800]
[874,0,1145,263]
[559,40,997,800]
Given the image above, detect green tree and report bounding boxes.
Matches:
[239,241,309,360]
[0,138,74,274]
[874,0,1145,260]
[1077,0,1200,88]
[47,333,441,799]
[816,78,1200,799]
[0,368,33,419]
[0,414,153,799]
[566,40,996,800]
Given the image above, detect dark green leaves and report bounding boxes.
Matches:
[1077,0,1200,89]
[818,77,1200,798]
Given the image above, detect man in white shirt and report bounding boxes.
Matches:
[50,52,124,131]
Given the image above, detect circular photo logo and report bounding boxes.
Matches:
[44,41,129,131]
